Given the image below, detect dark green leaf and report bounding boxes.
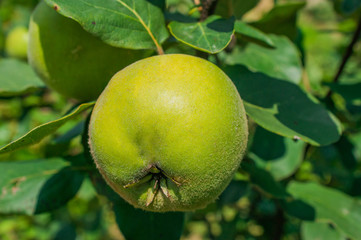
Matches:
[288,181,361,240]
[0,59,45,97]
[0,102,94,154]
[52,121,85,144]
[147,0,166,11]
[218,180,249,205]
[44,0,169,51]
[301,222,345,240]
[234,21,274,48]
[165,12,197,23]
[241,161,289,198]
[45,121,85,157]
[227,35,302,84]
[326,82,361,102]
[168,16,235,54]
[225,65,342,146]
[54,223,77,240]
[114,201,185,240]
[249,127,305,180]
[215,0,260,19]
[342,0,361,14]
[0,158,84,215]
[251,2,306,40]
[335,135,358,170]
[280,199,316,221]
[91,172,185,240]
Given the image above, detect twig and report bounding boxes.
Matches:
[326,16,361,98]
[273,206,285,240]
[200,0,218,21]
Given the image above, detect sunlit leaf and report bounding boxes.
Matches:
[248,127,306,180]
[225,65,342,146]
[288,181,361,240]
[168,15,235,54]
[0,59,45,97]
[301,222,345,240]
[251,2,306,40]
[0,102,94,154]
[0,158,84,215]
[227,35,302,84]
[44,0,169,51]
[234,21,274,48]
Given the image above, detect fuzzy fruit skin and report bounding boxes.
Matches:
[89,54,248,212]
[28,1,146,101]
[5,26,28,59]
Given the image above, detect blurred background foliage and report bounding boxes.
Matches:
[0,0,361,239]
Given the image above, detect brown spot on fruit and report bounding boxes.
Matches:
[54,5,59,11]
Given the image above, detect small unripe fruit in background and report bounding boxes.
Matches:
[5,26,28,59]
[28,1,147,101]
[89,54,248,212]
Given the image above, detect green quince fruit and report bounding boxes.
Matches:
[5,26,28,59]
[89,54,248,212]
[28,1,146,101]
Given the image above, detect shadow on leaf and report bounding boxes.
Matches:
[224,65,341,146]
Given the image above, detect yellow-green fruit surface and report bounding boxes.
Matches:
[89,54,248,212]
[5,26,28,59]
[28,1,145,101]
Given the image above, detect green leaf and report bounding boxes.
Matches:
[168,16,235,54]
[342,0,361,14]
[44,0,169,51]
[0,59,45,97]
[0,158,84,215]
[301,222,346,240]
[114,201,185,240]
[234,21,275,48]
[215,0,260,19]
[335,135,358,170]
[288,181,361,240]
[251,2,306,40]
[91,172,185,240]
[248,127,306,180]
[0,102,94,154]
[280,199,316,221]
[227,35,302,84]
[241,161,289,199]
[326,82,361,102]
[218,180,249,205]
[45,121,86,157]
[225,65,342,146]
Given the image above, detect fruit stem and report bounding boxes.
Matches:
[124,165,177,207]
[156,45,165,55]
